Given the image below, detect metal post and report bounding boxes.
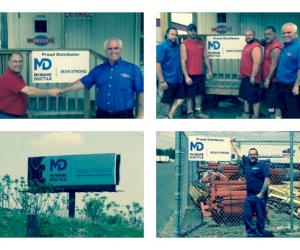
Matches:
[27,214,38,237]
[289,132,295,232]
[175,131,182,237]
[68,191,76,218]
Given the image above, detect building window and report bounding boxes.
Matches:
[217,13,227,24]
[34,20,47,33]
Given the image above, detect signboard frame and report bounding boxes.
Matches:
[188,136,232,162]
[206,35,245,59]
[31,50,90,84]
[28,153,121,193]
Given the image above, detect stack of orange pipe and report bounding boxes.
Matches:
[199,163,247,222]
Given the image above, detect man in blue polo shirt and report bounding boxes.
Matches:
[276,23,300,118]
[156,27,185,119]
[230,138,271,237]
[61,38,144,119]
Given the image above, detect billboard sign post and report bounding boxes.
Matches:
[28,153,121,218]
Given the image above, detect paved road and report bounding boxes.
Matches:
[156,162,176,234]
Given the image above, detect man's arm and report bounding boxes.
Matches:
[156,62,168,90]
[264,48,281,89]
[292,69,300,96]
[250,46,263,84]
[61,80,85,93]
[230,137,243,159]
[136,92,144,119]
[204,46,212,79]
[257,177,271,199]
[180,43,192,85]
[21,86,61,97]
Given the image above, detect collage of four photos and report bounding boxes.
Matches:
[0,10,300,239]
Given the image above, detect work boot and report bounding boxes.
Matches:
[194,111,209,119]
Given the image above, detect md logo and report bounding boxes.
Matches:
[34,58,52,70]
[50,159,67,171]
[208,41,220,50]
[190,141,204,151]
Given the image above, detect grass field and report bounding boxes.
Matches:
[0,208,143,238]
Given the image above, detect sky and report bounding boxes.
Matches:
[0,131,144,207]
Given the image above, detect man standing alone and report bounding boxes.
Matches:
[230,138,271,237]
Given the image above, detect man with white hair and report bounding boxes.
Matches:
[61,38,144,119]
[276,23,300,118]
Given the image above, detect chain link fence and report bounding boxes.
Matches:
[175,131,300,237]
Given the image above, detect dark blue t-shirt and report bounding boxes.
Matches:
[277,38,300,84]
[242,155,270,197]
[156,39,183,84]
[80,59,143,112]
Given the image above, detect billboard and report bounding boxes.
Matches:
[189,136,232,161]
[207,35,245,59]
[28,153,121,192]
[31,51,90,83]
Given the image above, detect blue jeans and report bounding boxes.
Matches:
[244,195,267,237]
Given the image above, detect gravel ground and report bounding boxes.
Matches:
[159,205,300,238]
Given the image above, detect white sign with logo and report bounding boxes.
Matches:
[207,36,245,59]
[31,51,90,83]
[188,136,232,161]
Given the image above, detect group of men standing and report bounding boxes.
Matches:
[157,22,300,119]
[156,24,211,119]
[240,22,300,119]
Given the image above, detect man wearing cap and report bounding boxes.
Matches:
[157,27,185,119]
[276,23,300,118]
[238,29,263,119]
[180,23,212,118]
[262,26,283,119]
[60,38,144,119]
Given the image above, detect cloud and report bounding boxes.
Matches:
[30,132,85,149]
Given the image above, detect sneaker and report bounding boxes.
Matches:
[186,112,194,119]
[194,111,209,119]
[237,112,250,119]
